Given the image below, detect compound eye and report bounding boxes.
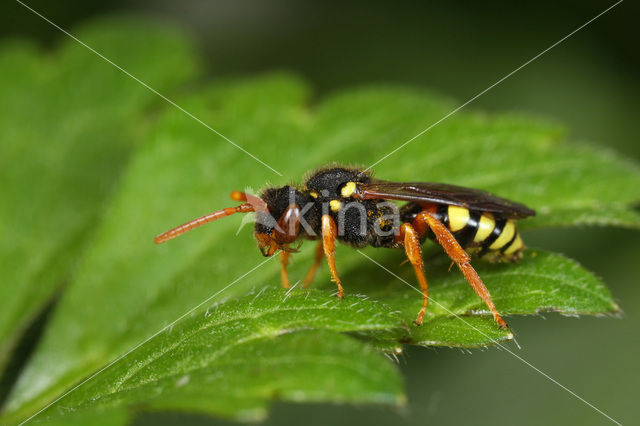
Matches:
[338,181,357,198]
[273,204,301,244]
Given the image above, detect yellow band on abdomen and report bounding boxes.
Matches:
[489,220,515,250]
[474,213,495,243]
[503,233,523,255]
[448,206,470,232]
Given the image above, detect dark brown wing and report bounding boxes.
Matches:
[354,180,535,219]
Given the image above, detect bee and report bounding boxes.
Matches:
[155,166,535,328]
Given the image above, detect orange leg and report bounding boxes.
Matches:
[321,215,344,299]
[399,223,429,326]
[303,241,325,288]
[415,211,508,329]
[279,250,291,289]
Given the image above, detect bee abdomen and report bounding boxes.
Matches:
[443,205,524,259]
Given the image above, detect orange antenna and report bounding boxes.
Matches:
[230,191,267,211]
[154,203,254,244]
[230,190,247,201]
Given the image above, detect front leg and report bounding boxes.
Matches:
[321,214,344,299]
[279,250,291,289]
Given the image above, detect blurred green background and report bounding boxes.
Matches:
[3,1,638,425]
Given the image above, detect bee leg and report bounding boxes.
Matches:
[399,223,429,326]
[321,214,344,299]
[303,241,325,288]
[279,250,291,289]
[415,211,508,330]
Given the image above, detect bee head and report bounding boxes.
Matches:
[253,186,312,256]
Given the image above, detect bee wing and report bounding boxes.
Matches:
[354,180,535,219]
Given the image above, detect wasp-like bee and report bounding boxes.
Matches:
[155,166,535,328]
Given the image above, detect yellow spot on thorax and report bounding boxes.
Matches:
[474,213,495,242]
[490,220,515,250]
[341,181,357,198]
[447,206,470,232]
[310,191,319,198]
[330,199,342,212]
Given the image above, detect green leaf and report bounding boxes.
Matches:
[1,18,637,424]
[5,291,404,424]
[346,248,618,348]
[32,407,129,426]
[0,18,198,373]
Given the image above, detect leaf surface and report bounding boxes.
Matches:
[0,18,198,373]
[9,292,404,423]
[348,248,618,347]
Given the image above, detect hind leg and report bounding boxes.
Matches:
[414,211,507,329]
